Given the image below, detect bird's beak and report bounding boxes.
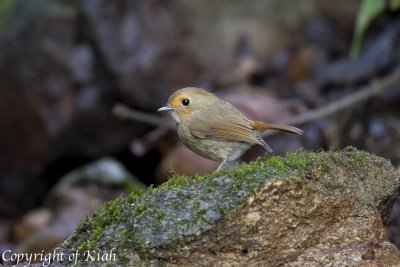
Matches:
[157,106,174,112]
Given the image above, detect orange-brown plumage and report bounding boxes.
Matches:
[158,87,303,171]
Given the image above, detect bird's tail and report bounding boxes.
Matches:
[251,121,303,135]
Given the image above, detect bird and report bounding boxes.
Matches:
[158,87,303,171]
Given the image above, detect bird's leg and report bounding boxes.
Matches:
[216,159,227,171]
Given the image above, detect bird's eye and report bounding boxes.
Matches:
[182,98,190,106]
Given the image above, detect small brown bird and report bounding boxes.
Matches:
[158,87,303,171]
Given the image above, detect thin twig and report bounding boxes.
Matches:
[130,127,170,156]
[112,69,400,141]
[112,103,174,129]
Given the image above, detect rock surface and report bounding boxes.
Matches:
[41,148,400,266]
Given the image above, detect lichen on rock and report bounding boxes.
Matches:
[45,147,400,266]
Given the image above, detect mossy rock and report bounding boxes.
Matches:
[45,148,400,266]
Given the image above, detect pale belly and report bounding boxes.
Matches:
[177,124,253,162]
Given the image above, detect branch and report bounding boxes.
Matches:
[112,69,400,142]
[263,68,400,137]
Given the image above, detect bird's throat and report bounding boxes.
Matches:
[169,111,181,123]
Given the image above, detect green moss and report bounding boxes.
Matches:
[217,205,230,216]
[134,203,147,214]
[73,197,123,252]
[334,146,379,169]
[192,200,207,216]
[77,227,104,252]
[159,174,191,190]
[155,209,166,221]
[117,251,130,265]
[123,180,146,196]
[126,189,145,202]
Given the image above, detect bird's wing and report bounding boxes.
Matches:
[186,102,264,146]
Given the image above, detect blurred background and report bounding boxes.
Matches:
[1,0,400,259]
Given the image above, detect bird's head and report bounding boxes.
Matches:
[158,87,217,123]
